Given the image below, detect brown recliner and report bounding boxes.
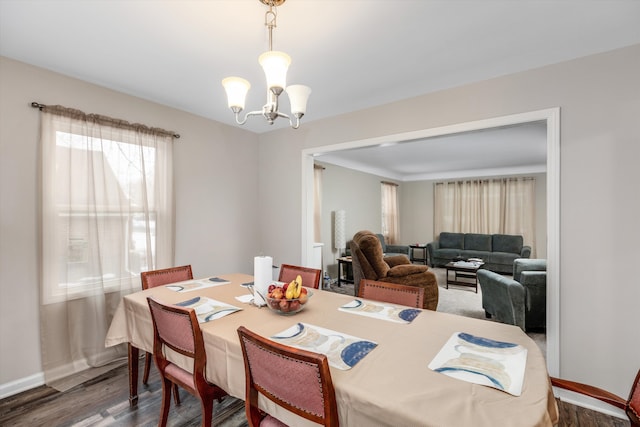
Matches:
[350,230,438,310]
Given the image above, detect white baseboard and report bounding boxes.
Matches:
[554,388,627,420]
[0,372,45,400]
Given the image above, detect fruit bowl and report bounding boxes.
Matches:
[265,292,312,315]
[264,278,312,315]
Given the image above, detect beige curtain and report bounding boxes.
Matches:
[434,178,536,253]
[313,164,323,242]
[381,181,399,244]
[39,106,175,383]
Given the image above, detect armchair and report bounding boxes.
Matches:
[349,230,438,310]
[477,258,547,331]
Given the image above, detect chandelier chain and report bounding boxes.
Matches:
[265,4,278,51]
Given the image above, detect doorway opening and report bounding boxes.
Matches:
[301,108,560,374]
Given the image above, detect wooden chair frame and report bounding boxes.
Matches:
[237,326,339,427]
[279,263,322,289]
[551,369,640,426]
[358,279,425,308]
[147,296,227,426]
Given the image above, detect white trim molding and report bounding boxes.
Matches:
[0,372,45,399]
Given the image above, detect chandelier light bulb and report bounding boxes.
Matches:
[286,85,312,117]
[221,77,251,111]
[259,51,291,94]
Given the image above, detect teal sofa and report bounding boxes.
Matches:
[426,232,531,273]
[477,258,547,331]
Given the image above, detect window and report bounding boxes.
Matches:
[41,113,174,303]
[381,181,399,244]
[433,177,536,252]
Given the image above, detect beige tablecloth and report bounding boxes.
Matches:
[106,273,558,427]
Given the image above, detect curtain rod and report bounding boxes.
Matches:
[30,102,181,139]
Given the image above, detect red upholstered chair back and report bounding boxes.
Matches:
[279,264,322,289]
[358,279,425,308]
[148,297,198,358]
[147,296,227,426]
[141,265,193,290]
[237,326,339,427]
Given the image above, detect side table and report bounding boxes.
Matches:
[337,256,353,286]
[409,244,428,265]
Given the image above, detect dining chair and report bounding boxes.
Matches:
[551,369,640,426]
[237,326,339,427]
[279,263,322,289]
[358,279,425,308]
[147,296,228,427]
[140,264,193,404]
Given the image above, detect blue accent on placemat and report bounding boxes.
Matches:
[458,332,518,348]
[209,277,227,282]
[341,340,378,367]
[204,308,237,321]
[398,309,421,322]
[434,367,504,390]
[272,323,305,339]
[176,296,200,306]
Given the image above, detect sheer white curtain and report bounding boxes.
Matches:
[434,178,536,253]
[313,164,323,242]
[381,181,399,244]
[39,106,175,382]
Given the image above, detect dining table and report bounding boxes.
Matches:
[105,273,558,427]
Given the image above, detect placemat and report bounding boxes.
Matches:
[271,322,377,370]
[166,277,230,292]
[428,331,527,396]
[175,296,241,323]
[339,299,421,323]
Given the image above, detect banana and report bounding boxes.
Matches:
[294,275,303,298]
[285,279,296,299]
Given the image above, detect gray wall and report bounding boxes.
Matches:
[257,44,640,399]
[316,161,398,278]
[0,56,261,393]
[1,43,639,403]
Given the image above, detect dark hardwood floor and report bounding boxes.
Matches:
[0,358,629,426]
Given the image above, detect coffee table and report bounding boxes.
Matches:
[444,261,484,293]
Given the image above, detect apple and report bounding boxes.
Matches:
[298,293,308,304]
[269,298,281,310]
[289,300,301,312]
[279,299,290,312]
[268,284,276,293]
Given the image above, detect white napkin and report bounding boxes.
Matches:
[235,294,254,303]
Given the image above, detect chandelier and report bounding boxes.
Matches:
[222,0,311,129]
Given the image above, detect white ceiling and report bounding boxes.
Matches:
[1,0,639,179]
[315,121,548,181]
